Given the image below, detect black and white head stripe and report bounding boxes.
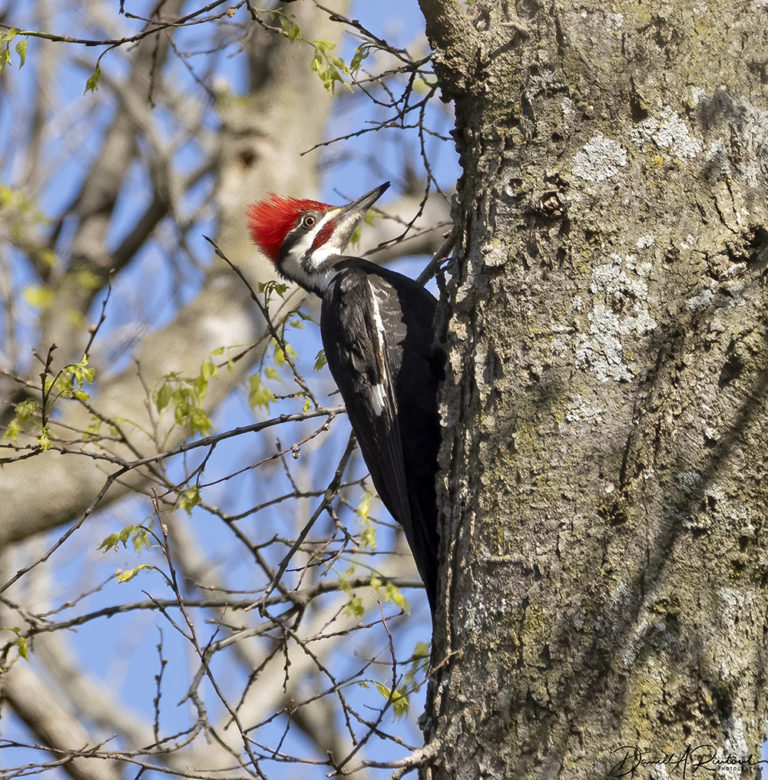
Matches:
[276,182,391,295]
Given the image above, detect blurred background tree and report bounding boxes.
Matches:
[0,1,455,777]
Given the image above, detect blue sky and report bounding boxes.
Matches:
[1,1,460,777]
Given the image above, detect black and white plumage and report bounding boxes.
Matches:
[321,259,440,610]
[248,183,441,612]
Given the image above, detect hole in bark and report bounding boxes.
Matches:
[739,535,751,551]
[630,91,649,122]
[663,245,680,265]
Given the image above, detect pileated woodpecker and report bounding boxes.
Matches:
[248,182,440,613]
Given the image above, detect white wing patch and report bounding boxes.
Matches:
[370,383,387,416]
[368,282,390,417]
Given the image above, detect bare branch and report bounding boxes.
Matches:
[1,660,124,780]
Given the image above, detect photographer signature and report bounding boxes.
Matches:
[608,744,768,778]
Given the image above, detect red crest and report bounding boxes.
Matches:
[248,195,332,262]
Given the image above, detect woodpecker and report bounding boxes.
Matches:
[248,182,440,613]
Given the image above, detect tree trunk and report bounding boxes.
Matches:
[421,0,768,776]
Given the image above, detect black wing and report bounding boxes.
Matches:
[321,259,440,611]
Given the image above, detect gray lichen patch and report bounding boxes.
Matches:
[685,285,715,310]
[565,395,605,425]
[636,235,656,250]
[482,241,508,268]
[630,107,703,160]
[574,254,657,382]
[572,134,628,182]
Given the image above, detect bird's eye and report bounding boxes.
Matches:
[301,214,316,228]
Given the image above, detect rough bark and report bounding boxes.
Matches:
[421,0,768,776]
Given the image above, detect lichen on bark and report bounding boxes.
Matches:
[420,0,768,777]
